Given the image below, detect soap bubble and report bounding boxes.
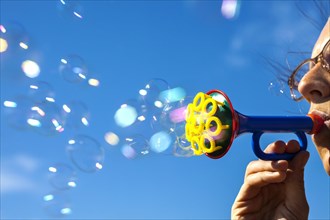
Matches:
[86,72,101,88]
[28,81,56,103]
[114,99,147,128]
[43,190,72,218]
[59,55,88,83]
[121,134,149,159]
[158,87,186,104]
[48,163,77,190]
[0,22,32,82]
[149,131,174,154]
[61,100,90,130]
[3,95,34,131]
[0,21,29,54]
[27,100,65,136]
[114,104,138,128]
[268,78,289,98]
[66,135,105,173]
[0,37,8,53]
[150,104,175,133]
[221,0,241,20]
[151,95,192,136]
[57,0,84,20]
[104,131,120,146]
[139,78,171,108]
[173,135,195,158]
[21,60,40,78]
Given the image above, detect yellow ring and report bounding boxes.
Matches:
[205,116,222,136]
[192,92,206,112]
[200,133,216,153]
[185,103,193,121]
[202,97,217,117]
[191,136,203,155]
[185,124,192,141]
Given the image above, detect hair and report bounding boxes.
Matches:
[296,0,329,31]
[267,0,329,97]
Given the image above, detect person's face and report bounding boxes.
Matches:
[298,18,330,175]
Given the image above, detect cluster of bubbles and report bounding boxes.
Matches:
[1,1,203,218]
[110,78,195,160]
[1,14,105,218]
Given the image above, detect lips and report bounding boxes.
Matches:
[310,110,330,129]
[309,110,330,153]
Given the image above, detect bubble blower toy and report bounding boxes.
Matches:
[185,89,325,160]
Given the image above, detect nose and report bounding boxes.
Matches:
[298,63,330,102]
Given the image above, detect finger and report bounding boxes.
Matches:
[264,140,286,154]
[285,139,300,153]
[245,159,288,177]
[245,170,287,188]
[288,150,310,174]
[237,170,287,200]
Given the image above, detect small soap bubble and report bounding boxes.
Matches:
[86,72,101,87]
[59,55,88,83]
[21,60,40,78]
[28,81,56,103]
[121,145,137,159]
[173,136,195,158]
[268,78,290,98]
[114,99,147,128]
[0,22,33,82]
[221,0,241,20]
[121,134,149,159]
[0,37,8,53]
[104,131,120,146]
[114,104,138,128]
[48,163,77,190]
[149,131,173,154]
[57,0,84,21]
[152,95,192,136]
[88,77,100,87]
[0,21,29,53]
[150,104,175,133]
[139,78,171,109]
[159,87,186,104]
[3,95,34,131]
[61,100,90,130]
[66,135,105,173]
[43,190,72,218]
[27,101,65,135]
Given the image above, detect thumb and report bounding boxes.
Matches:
[288,150,310,179]
[284,151,310,215]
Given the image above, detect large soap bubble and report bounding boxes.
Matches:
[66,135,104,173]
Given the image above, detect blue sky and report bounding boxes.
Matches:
[1,1,329,219]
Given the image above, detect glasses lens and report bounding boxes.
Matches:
[291,61,314,100]
[322,41,330,69]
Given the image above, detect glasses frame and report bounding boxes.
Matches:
[288,39,330,101]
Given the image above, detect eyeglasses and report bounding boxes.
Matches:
[288,39,330,101]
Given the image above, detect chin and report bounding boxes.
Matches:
[312,133,330,176]
[324,155,330,176]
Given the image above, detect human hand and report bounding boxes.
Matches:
[231,140,310,220]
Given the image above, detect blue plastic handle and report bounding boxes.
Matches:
[235,112,313,160]
[252,131,307,160]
